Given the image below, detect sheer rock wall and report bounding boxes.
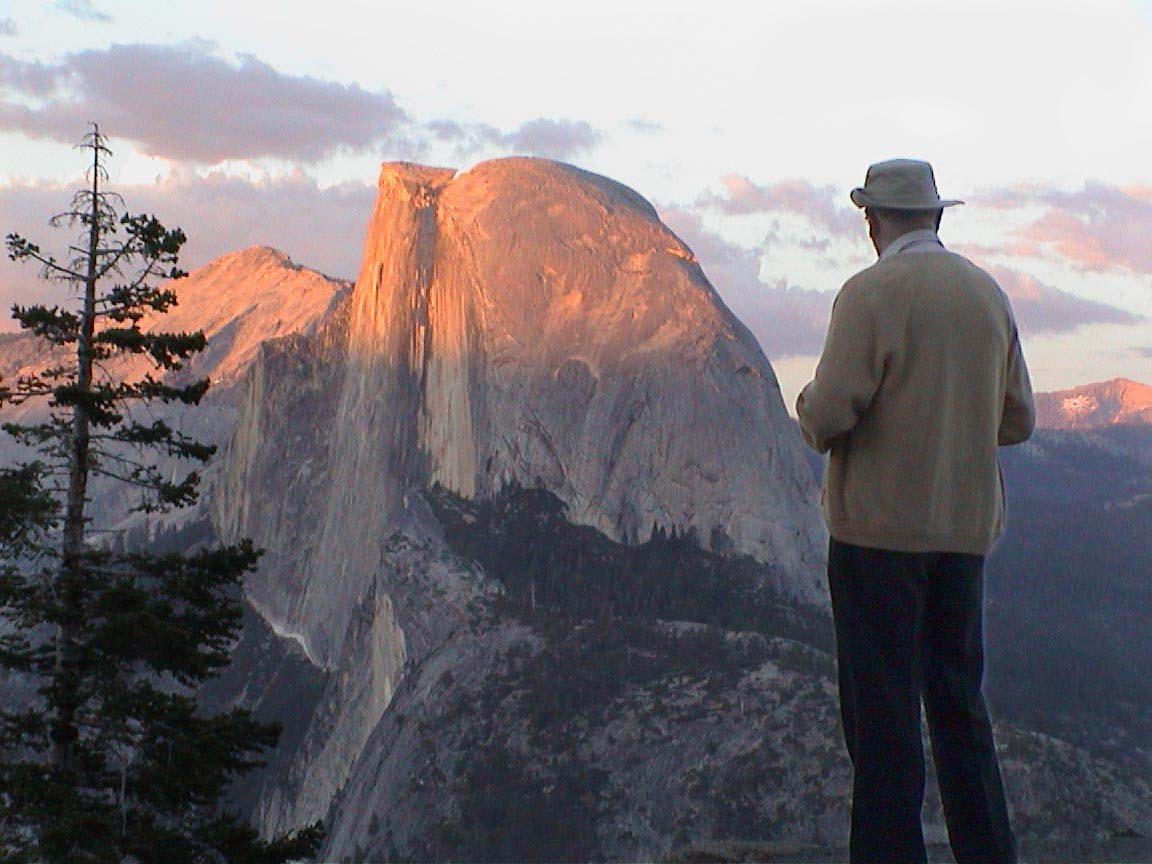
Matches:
[209,157,827,837]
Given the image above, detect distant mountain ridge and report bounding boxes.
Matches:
[0,245,350,530]
[1035,377,1152,429]
[0,245,349,390]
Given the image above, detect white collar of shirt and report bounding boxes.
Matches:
[880,228,946,260]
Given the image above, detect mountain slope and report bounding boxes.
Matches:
[984,425,1152,756]
[0,246,350,532]
[0,245,348,390]
[1035,377,1152,429]
[207,156,828,842]
[204,485,1152,862]
[213,157,827,670]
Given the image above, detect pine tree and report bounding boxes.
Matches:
[0,126,321,863]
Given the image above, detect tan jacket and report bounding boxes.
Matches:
[796,248,1035,554]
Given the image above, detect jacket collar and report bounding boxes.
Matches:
[880,228,945,260]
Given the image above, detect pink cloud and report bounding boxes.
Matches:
[696,174,860,239]
[660,200,1141,358]
[0,43,412,162]
[974,182,1152,274]
[985,265,1143,335]
[1017,211,1112,270]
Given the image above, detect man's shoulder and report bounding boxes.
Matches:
[848,250,999,290]
[848,252,1017,333]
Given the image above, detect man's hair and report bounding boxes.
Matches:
[868,207,942,232]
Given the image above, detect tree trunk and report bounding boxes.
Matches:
[50,129,101,774]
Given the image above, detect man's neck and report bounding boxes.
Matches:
[878,228,944,260]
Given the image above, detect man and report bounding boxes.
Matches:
[796,159,1034,864]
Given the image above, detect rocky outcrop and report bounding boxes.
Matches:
[1035,377,1152,429]
[9,159,1149,860]
[207,157,827,844]
[214,157,825,663]
[0,245,348,394]
[141,245,351,388]
[0,246,350,532]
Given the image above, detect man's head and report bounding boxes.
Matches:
[863,207,942,256]
[851,159,961,256]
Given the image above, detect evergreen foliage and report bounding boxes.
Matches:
[0,127,320,863]
[426,480,832,649]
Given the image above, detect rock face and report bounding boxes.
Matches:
[207,157,827,843]
[216,158,824,659]
[1035,377,1152,429]
[138,245,351,389]
[0,246,350,532]
[204,162,1152,861]
[0,245,347,393]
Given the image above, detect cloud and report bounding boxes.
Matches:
[52,0,111,22]
[0,171,375,322]
[975,182,1152,275]
[660,205,835,359]
[986,264,1143,336]
[0,54,59,96]
[430,116,603,161]
[503,118,601,160]
[0,42,411,162]
[0,42,605,168]
[697,174,860,238]
[0,18,18,36]
[658,202,1141,359]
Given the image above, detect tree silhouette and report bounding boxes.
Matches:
[0,126,320,863]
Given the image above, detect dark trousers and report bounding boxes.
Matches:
[827,538,1017,864]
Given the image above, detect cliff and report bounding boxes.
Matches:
[0,246,350,532]
[206,157,828,841]
[213,158,826,669]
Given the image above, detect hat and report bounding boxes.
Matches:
[850,159,963,210]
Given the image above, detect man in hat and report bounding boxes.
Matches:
[796,158,1034,864]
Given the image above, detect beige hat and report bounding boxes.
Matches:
[850,159,963,210]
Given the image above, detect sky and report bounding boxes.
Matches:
[1,0,1150,410]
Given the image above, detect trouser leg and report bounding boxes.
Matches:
[922,553,1017,864]
[827,539,929,864]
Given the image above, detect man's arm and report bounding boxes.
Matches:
[998,325,1035,445]
[796,280,885,453]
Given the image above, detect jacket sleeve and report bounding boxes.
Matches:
[998,324,1035,445]
[796,280,885,454]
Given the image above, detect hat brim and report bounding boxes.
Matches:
[850,188,964,210]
